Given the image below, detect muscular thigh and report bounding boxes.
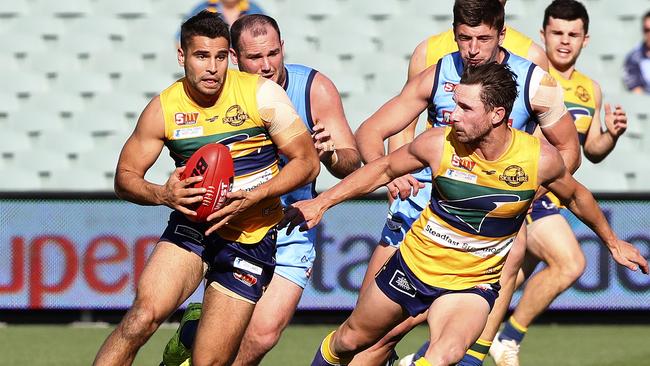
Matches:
[526,214,583,266]
[247,274,303,334]
[427,292,490,346]
[135,241,205,314]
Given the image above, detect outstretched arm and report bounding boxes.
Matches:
[354,63,436,163]
[282,128,446,232]
[583,82,627,163]
[539,141,648,274]
[309,71,361,179]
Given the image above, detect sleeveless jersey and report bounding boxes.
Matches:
[160,69,282,244]
[428,49,537,133]
[281,64,318,205]
[424,26,533,68]
[543,67,597,207]
[400,127,540,289]
[549,67,596,145]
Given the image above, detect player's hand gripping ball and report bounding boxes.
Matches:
[180,143,234,222]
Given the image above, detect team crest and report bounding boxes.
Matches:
[442,110,453,124]
[499,165,528,187]
[575,85,591,103]
[222,105,249,126]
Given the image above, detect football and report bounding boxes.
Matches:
[180,143,234,223]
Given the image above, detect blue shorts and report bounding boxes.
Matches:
[160,211,277,303]
[375,250,500,317]
[526,194,561,223]
[274,225,316,289]
[380,181,432,247]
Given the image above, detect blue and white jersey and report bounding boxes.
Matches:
[279,63,318,206]
[275,64,319,287]
[427,48,537,133]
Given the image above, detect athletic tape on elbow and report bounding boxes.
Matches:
[531,74,567,128]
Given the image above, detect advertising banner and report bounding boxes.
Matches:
[1,198,648,310]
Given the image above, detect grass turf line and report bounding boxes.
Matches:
[0,324,649,365]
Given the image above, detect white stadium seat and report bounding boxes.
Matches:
[0,0,30,18]
[4,0,650,191]
[0,169,42,191]
[32,0,92,18]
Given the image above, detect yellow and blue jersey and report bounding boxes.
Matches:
[549,66,596,145]
[160,69,282,244]
[400,127,540,290]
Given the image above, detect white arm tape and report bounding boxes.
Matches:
[529,67,568,128]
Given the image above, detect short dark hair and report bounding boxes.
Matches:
[453,0,505,33]
[231,14,282,53]
[460,62,518,122]
[180,10,230,51]
[543,0,590,34]
[644,10,650,22]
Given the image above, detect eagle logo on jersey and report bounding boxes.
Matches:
[499,165,529,187]
[437,194,530,234]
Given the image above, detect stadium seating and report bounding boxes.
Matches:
[1,0,648,192]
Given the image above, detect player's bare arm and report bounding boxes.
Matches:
[538,140,649,274]
[114,96,205,216]
[309,72,361,179]
[206,78,319,234]
[282,128,445,233]
[526,41,550,71]
[530,69,581,173]
[355,64,436,163]
[583,81,628,163]
[386,38,430,155]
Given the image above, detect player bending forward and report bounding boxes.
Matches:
[282,62,648,366]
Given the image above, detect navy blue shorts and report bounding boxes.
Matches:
[527,194,561,223]
[375,250,500,317]
[160,211,277,303]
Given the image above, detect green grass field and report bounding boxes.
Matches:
[1,323,649,365]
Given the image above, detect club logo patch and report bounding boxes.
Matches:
[451,154,476,172]
[222,105,249,126]
[233,270,258,287]
[575,85,591,103]
[174,112,199,125]
[389,270,417,298]
[385,213,403,231]
[441,110,453,125]
[174,225,204,243]
[499,165,528,187]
